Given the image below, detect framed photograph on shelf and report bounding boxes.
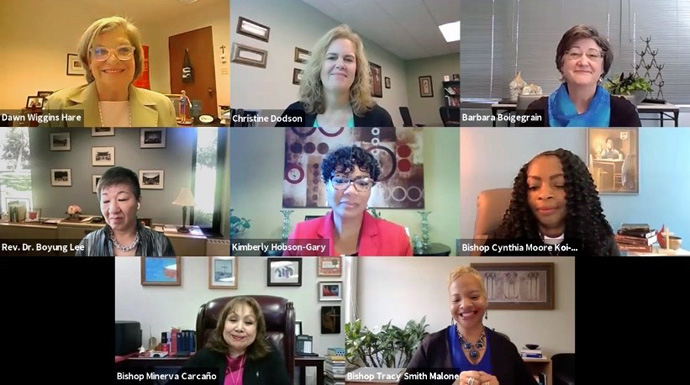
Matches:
[587,127,639,194]
[231,43,268,68]
[318,281,342,302]
[140,128,166,148]
[37,91,53,99]
[141,256,181,286]
[320,306,341,334]
[91,146,115,166]
[419,75,434,97]
[50,169,72,187]
[209,256,238,289]
[294,47,311,64]
[139,170,164,190]
[295,321,302,336]
[66,53,85,76]
[317,256,342,277]
[267,258,302,287]
[92,127,114,136]
[26,96,43,109]
[292,68,303,85]
[369,62,382,98]
[470,263,555,310]
[92,175,102,193]
[50,132,70,151]
[237,16,270,42]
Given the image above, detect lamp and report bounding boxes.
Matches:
[172,188,196,233]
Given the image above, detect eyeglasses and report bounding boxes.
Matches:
[330,176,375,192]
[565,49,603,61]
[90,46,135,62]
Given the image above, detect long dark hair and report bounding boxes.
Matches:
[495,148,614,255]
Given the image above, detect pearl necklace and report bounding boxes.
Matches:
[110,232,140,252]
[98,102,133,127]
[456,328,486,363]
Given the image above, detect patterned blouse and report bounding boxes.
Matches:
[75,222,175,256]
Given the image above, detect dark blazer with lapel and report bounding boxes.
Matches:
[520,94,641,127]
[172,346,290,385]
[399,328,538,385]
[277,101,394,127]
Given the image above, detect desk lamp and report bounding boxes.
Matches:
[172,188,196,233]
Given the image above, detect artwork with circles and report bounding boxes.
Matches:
[283,127,424,208]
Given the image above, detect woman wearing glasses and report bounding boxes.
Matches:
[42,16,176,127]
[284,145,411,256]
[521,24,640,127]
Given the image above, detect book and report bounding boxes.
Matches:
[615,234,656,246]
[619,223,651,232]
[618,244,653,252]
[617,228,656,238]
[521,353,544,358]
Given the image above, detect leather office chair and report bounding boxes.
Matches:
[516,94,543,115]
[472,188,512,255]
[551,353,575,385]
[399,107,426,127]
[439,106,460,127]
[195,295,296,379]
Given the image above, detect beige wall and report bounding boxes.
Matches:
[405,53,461,127]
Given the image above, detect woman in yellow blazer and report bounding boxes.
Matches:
[42,16,176,127]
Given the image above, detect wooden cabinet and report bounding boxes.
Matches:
[523,357,552,385]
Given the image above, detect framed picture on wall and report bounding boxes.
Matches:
[50,169,72,187]
[292,68,303,85]
[209,256,238,289]
[66,53,85,76]
[237,16,270,42]
[140,128,166,148]
[587,128,639,194]
[231,43,268,68]
[369,62,382,98]
[470,263,555,310]
[419,75,434,97]
[318,281,342,302]
[320,306,341,334]
[139,170,165,190]
[141,256,181,286]
[91,146,115,166]
[92,128,114,136]
[267,258,302,286]
[50,132,70,151]
[317,256,342,277]
[385,76,391,89]
[294,47,311,64]
[92,175,101,193]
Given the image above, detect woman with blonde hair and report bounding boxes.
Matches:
[278,24,393,128]
[400,266,537,385]
[43,16,176,127]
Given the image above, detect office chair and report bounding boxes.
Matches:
[472,188,512,255]
[551,353,575,385]
[439,106,460,126]
[399,107,426,127]
[196,295,295,379]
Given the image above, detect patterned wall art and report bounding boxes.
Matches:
[283,127,424,208]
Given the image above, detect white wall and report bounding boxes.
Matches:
[229,0,409,127]
[405,53,461,127]
[115,256,345,358]
[357,257,575,358]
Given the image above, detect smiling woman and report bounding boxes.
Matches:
[41,16,177,127]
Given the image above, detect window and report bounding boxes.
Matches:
[190,127,227,237]
[0,128,32,214]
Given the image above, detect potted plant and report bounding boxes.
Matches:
[345,317,429,369]
[604,72,652,105]
[229,208,251,238]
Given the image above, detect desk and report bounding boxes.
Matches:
[115,352,191,369]
[591,159,623,190]
[296,356,325,385]
[414,242,451,256]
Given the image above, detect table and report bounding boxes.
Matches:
[490,101,679,127]
[414,242,451,256]
[296,356,325,385]
[591,158,623,190]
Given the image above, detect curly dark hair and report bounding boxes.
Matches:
[321,145,381,182]
[495,148,614,256]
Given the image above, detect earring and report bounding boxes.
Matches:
[484,310,488,320]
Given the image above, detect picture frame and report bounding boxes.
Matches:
[318,281,342,302]
[369,62,382,98]
[25,208,41,222]
[209,256,238,289]
[419,75,434,97]
[587,128,639,194]
[317,256,342,277]
[294,47,311,64]
[91,146,115,166]
[92,175,102,193]
[50,169,72,187]
[267,257,302,287]
[237,16,270,42]
[385,77,391,89]
[320,306,341,334]
[26,96,43,109]
[140,128,166,148]
[452,73,460,81]
[50,132,70,151]
[139,170,165,190]
[470,263,555,310]
[92,127,114,136]
[292,68,303,85]
[295,320,303,336]
[141,256,181,286]
[231,43,268,68]
[66,53,85,76]
[37,91,53,99]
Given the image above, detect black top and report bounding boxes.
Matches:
[399,328,538,385]
[480,235,620,257]
[520,95,641,127]
[171,346,291,385]
[277,101,394,127]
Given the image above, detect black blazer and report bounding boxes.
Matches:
[480,235,620,257]
[277,101,394,127]
[520,95,641,127]
[400,328,538,385]
[170,346,291,385]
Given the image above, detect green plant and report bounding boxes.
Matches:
[229,208,251,237]
[368,207,382,219]
[604,72,652,95]
[345,317,429,368]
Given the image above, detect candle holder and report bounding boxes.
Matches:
[417,211,431,250]
[281,210,294,240]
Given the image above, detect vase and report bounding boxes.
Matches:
[417,211,431,250]
[509,71,527,100]
[281,210,294,240]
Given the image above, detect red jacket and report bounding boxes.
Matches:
[284,211,412,256]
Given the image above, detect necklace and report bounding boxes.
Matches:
[456,327,486,362]
[226,354,246,385]
[98,102,133,127]
[110,231,139,252]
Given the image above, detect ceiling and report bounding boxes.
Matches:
[301,0,460,60]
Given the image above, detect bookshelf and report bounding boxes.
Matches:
[443,80,460,107]
[523,357,552,385]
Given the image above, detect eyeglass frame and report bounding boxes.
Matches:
[564,49,604,61]
[328,175,376,192]
[89,45,136,62]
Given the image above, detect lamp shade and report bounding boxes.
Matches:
[172,188,196,207]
